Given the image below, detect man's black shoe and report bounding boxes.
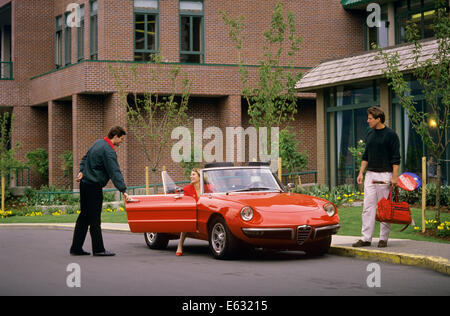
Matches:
[352,239,371,247]
[93,250,116,256]
[70,250,91,256]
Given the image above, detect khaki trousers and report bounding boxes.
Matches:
[361,171,392,242]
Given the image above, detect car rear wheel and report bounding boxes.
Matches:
[208,217,240,260]
[144,232,170,250]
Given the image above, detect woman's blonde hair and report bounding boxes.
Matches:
[191,168,201,177]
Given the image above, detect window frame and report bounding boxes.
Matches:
[134,0,160,62]
[77,4,85,61]
[364,3,389,50]
[55,15,63,68]
[64,11,72,66]
[179,0,204,64]
[325,80,380,187]
[394,0,447,44]
[90,0,98,60]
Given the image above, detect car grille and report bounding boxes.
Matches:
[297,225,312,245]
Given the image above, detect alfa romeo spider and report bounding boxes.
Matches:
[125,163,340,259]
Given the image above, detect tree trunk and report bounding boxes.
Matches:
[435,163,442,224]
[1,175,5,212]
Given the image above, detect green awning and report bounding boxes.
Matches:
[340,0,377,9]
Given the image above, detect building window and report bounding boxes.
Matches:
[55,16,63,68]
[365,3,389,50]
[179,0,204,63]
[395,0,448,44]
[326,81,380,186]
[90,0,98,60]
[0,3,12,79]
[134,0,159,61]
[77,5,85,61]
[64,11,72,66]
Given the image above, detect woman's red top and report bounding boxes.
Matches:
[183,184,199,201]
[183,183,216,201]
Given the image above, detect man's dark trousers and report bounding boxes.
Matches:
[70,180,105,254]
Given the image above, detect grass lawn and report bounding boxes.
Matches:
[337,206,450,243]
[0,205,448,243]
[0,211,128,224]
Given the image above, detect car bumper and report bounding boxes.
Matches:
[241,224,341,246]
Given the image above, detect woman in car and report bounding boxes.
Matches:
[176,168,217,256]
[176,168,201,256]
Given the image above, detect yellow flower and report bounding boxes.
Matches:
[349,199,353,202]
[414,226,420,230]
[337,197,341,200]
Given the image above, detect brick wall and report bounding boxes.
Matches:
[1,0,365,189]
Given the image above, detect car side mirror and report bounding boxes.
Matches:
[287,183,295,191]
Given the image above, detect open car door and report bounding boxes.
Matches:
[125,171,197,233]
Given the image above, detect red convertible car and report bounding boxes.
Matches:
[125,163,340,259]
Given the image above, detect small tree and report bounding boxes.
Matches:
[279,128,308,184]
[110,56,192,189]
[61,150,73,180]
[0,112,22,211]
[26,148,49,182]
[220,2,307,173]
[375,0,449,222]
[220,2,303,129]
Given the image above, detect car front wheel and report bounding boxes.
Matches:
[208,217,240,260]
[144,232,169,250]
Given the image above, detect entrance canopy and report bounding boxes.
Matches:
[295,39,438,92]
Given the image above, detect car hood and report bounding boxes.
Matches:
[210,192,327,213]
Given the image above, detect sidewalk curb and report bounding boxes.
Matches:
[329,245,450,276]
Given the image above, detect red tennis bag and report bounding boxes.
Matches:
[376,186,413,231]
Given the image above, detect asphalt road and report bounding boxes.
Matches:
[0,227,448,297]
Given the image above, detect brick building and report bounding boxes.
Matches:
[0,0,365,189]
[296,0,449,186]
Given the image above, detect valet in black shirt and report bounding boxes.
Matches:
[362,126,401,173]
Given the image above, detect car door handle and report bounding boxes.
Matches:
[173,195,182,200]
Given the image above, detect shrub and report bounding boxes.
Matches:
[26,148,49,181]
[398,183,449,207]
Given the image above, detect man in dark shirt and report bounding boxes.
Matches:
[353,106,400,248]
[70,126,131,256]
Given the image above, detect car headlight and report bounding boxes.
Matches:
[323,203,336,217]
[240,206,254,221]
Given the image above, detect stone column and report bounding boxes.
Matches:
[316,89,327,185]
[72,94,105,189]
[48,100,72,188]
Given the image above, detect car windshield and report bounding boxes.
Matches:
[203,168,281,193]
